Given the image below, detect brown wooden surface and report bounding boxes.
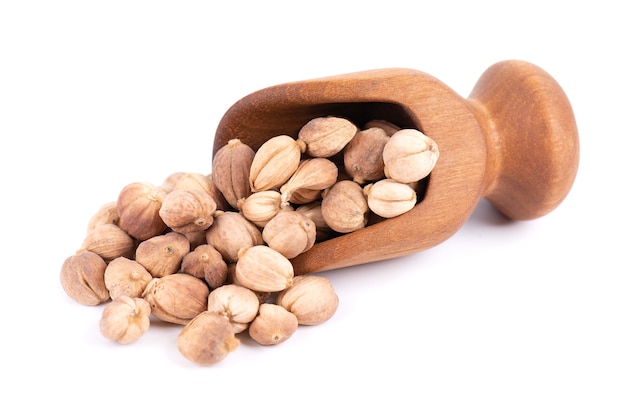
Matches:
[213,60,579,274]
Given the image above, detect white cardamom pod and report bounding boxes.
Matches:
[261,210,316,259]
[248,303,298,346]
[297,116,358,157]
[158,188,217,234]
[276,275,339,326]
[205,210,263,263]
[363,178,417,218]
[363,119,401,136]
[249,135,304,192]
[280,158,338,205]
[237,190,288,227]
[206,284,260,333]
[235,245,294,292]
[383,129,439,183]
[212,139,255,208]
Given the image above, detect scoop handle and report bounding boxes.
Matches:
[467,60,579,220]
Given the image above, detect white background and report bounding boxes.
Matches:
[1,1,624,417]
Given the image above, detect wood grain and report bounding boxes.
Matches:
[213,60,579,274]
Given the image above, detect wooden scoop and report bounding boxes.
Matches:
[213,60,579,275]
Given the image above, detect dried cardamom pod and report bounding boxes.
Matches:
[142,273,209,325]
[177,311,240,366]
[363,178,417,218]
[320,180,369,233]
[159,188,217,234]
[363,119,401,136]
[237,190,287,227]
[235,245,294,292]
[205,211,263,263]
[104,256,153,300]
[212,138,255,208]
[297,116,358,157]
[86,201,120,233]
[280,158,338,205]
[285,188,323,205]
[170,172,230,212]
[135,231,190,278]
[172,172,210,193]
[81,223,136,263]
[343,127,389,184]
[60,251,109,306]
[207,284,260,333]
[116,181,168,240]
[248,303,298,346]
[383,129,439,183]
[261,210,316,259]
[249,135,304,192]
[276,275,339,325]
[99,296,151,344]
[180,244,228,289]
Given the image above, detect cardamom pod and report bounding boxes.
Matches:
[238,190,287,227]
[180,244,228,289]
[116,182,168,241]
[383,129,439,183]
[248,303,298,346]
[363,178,417,218]
[235,245,294,292]
[135,231,190,278]
[142,273,209,325]
[261,210,316,259]
[343,127,389,184]
[159,188,217,234]
[280,158,338,204]
[320,180,369,233]
[297,116,358,157]
[363,119,400,136]
[205,211,263,263]
[249,135,304,192]
[177,311,240,366]
[212,138,255,208]
[276,275,339,325]
[207,284,260,333]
